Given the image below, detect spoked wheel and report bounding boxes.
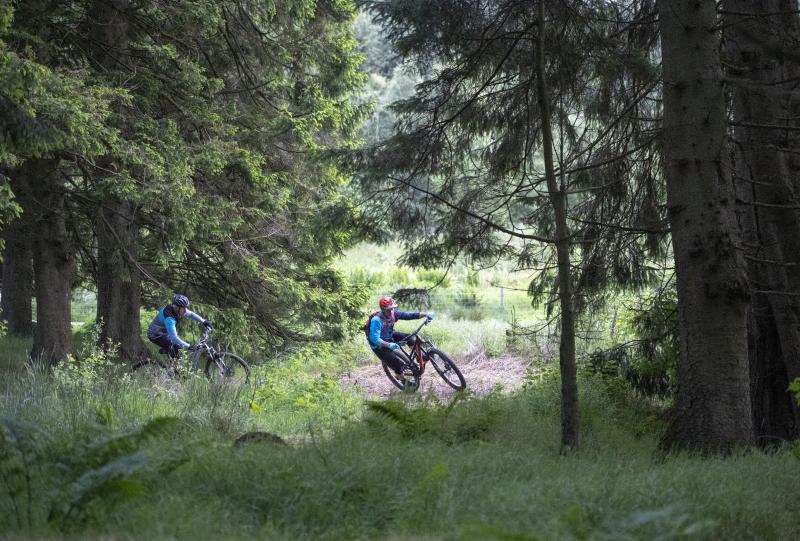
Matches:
[205,352,251,385]
[381,350,420,391]
[130,358,168,381]
[427,348,466,390]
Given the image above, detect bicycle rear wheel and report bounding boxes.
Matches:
[381,350,420,391]
[205,352,250,385]
[428,348,466,390]
[130,358,168,381]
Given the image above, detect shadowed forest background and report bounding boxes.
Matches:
[1,0,800,539]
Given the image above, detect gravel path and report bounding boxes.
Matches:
[340,348,533,401]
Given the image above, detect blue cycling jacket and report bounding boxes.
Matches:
[147,304,206,348]
[368,310,422,349]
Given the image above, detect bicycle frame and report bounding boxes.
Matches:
[189,327,219,370]
[396,319,433,373]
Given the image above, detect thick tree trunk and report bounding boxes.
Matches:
[535,1,579,452]
[658,0,754,452]
[96,200,149,362]
[725,0,800,444]
[89,1,149,363]
[1,189,33,335]
[27,159,74,364]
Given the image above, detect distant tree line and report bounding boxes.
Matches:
[358,0,800,453]
[0,0,368,364]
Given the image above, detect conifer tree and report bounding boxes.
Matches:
[724,0,800,444]
[658,0,753,451]
[360,0,662,450]
[1,0,369,362]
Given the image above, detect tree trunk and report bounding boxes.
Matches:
[535,1,579,452]
[725,0,800,444]
[96,199,149,362]
[89,1,149,363]
[1,182,33,335]
[658,0,754,452]
[27,159,74,364]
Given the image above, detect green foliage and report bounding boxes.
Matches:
[789,378,800,406]
[449,289,486,321]
[589,288,678,398]
[251,343,364,433]
[2,0,371,353]
[0,357,799,539]
[0,416,44,530]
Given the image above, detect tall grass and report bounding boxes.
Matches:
[2,348,798,540]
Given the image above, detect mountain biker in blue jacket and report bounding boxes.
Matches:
[368,296,433,383]
[147,294,212,360]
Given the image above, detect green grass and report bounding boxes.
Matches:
[1,339,798,540]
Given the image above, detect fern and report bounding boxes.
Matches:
[0,417,46,530]
[365,399,431,437]
[57,452,149,529]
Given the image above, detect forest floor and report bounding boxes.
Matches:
[340,347,535,400]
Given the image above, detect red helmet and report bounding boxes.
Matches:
[379,296,397,310]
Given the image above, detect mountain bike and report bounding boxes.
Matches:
[131,328,250,384]
[382,319,466,391]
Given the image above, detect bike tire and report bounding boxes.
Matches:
[130,358,168,380]
[381,350,420,391]
[428,348,466,390]
[205,352,251,384]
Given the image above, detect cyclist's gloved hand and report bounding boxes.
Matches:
[387,342,399,351]
[426,311,435,321]
[202,320,213,329]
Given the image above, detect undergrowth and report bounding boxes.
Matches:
[1,336,798,540]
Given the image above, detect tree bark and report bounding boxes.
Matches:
[725,0,800,444]
[88,0,150,363]
[535,0,579,452]
[96,199,149,362]
[1,177,33,335]
[27,159,74,364]
[658,0,754,452]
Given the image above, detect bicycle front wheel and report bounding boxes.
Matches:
[381,350,420,391]
[205,352,251,385]
[428,348,466,390]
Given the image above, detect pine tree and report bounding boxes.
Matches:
[724,0,800,444]
[360,0,662,450]
[658,0,753,451]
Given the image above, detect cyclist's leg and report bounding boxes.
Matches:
[373,347,405,380]
[150,335,182,366]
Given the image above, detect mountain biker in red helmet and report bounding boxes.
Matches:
[367,295,433,384]
[147,293,212,360]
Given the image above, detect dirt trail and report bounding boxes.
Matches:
[340,348,533,400]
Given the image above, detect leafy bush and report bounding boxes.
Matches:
[415,268,450,288]
[589,289,678,398]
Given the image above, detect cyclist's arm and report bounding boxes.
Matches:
[369,317,390,349]
[395,310,423,320]
[164,316,191,348]
[184,309,207,325]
